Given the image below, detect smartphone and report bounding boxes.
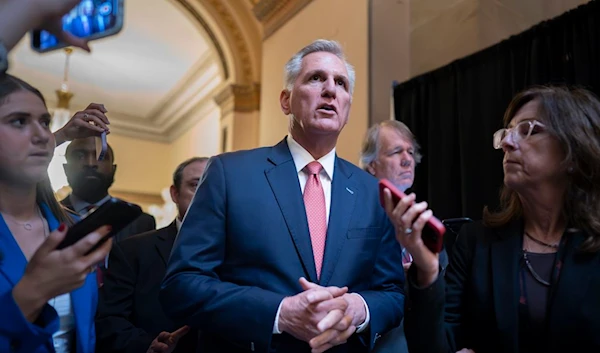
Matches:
[378,179,446,253]
[31,0,124,53]
[57,198,142,252]
[442,217,473,233]
[95,131,107,161]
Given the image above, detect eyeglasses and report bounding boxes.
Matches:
[493,120,546,150]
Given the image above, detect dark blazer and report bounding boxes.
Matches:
[95,222,198,353]
[60,195,156,242]
[405,220,600,353]
[160,138,405,353]
[0,204,98,353]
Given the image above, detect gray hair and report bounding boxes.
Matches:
[283,39,356,96]
[173,157,209,190]
[359,120,422,170]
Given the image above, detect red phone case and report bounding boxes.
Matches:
[378,179,446,253]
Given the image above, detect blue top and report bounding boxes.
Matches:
[0,203,97,353]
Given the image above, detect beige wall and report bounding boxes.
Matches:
[259,0,370,164]
[108,105,220,197]
[370,0,590,124]
[410,0,590,77]
[108,134,171,194]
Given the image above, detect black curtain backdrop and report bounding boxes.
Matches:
[393,0,600,221]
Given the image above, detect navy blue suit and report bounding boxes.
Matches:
[160,138,405,353]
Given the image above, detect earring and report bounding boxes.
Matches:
[568,166,574,173]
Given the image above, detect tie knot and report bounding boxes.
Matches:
[305,161,323,176]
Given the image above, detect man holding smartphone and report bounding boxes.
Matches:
[61,136,155,243]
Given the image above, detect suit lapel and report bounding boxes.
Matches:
[491,221,522,352]
[265,139,318,282]
[155,222,178,266]
[319,158,355,286]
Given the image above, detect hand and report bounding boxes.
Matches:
[12,224,113,322]
[146,326,190,353]
[403,262,412,274]
[300,280,362,352]
[33,0,90,52]
[278,278,348,342]
[382,189,439,287]
[54,103,110,146]
[456,349,475,353]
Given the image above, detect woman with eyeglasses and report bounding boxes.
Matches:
[0,74,113,353]
[383,86,600,353]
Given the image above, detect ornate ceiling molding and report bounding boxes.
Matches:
[253,0,313,39]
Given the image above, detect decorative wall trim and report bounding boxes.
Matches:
[214,83,261,114]
[203,0,255,83]
[253,0,313,39]
[110,190,164,206]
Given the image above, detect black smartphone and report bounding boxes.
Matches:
[31,0,124,53]
[442,217,473,234]
[57,198,142,252]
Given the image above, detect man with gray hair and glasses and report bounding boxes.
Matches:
[161,39,404,353]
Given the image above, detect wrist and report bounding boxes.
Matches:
[12,276,48,322]
[54,128,67,146]
[415,267,439,288]
[348,293,366,326]
[277,297,290,333]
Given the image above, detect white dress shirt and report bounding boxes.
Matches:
[272,135,370,334]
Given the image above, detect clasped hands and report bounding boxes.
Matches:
[278,277,366,353]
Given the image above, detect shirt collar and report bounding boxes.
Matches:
[70,193,111,214]
[286,134,335,180]
[176,217,182,232]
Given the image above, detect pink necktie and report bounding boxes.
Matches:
[303,161,327,278]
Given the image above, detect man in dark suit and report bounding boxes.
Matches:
[160,40,405,353]
[96,157,209,353]
[61,136,156,242]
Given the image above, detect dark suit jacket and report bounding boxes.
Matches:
[60,195,156,242]
[95,222,198,353]
[160,138,405,353]
[405,220,600,353]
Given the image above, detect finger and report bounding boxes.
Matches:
[383,188,396,216]
[82,115,109,132]
[400,201,428,230]
[38,224,68,254]
[403,263,412,271]
[305,289,333,305]
[333,324,356,345]
[85,103,109,114]
[312,342,334,353]
[325,286,348,298]
[313,297,348,314]
[56,32,91,52]
[67,225,112,257]
[152,341,169,352]
[81,109,110,130]
[316,308,345,333]
[170,325,190,341]
[155,331,171,343]
[333,314,353,331]
[300,277,318,291]
[412,209,433,235]
[82,237,112,268]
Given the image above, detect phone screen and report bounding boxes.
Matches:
[31,0,123,52]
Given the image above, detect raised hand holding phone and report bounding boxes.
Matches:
[380,180,442,287]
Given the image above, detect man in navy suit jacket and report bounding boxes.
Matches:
[160,39,405,353]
